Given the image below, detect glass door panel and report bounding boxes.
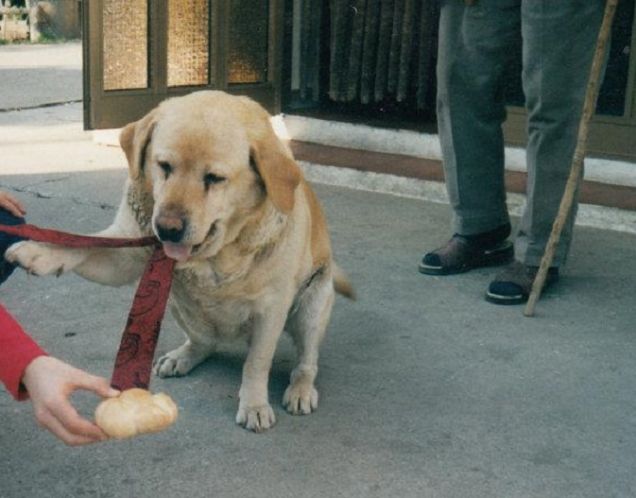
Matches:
[167,0,211,87]
[102,0,149,91]
[228,0,269,83]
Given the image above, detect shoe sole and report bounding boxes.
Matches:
[418,241,514,276]
[484,290,527,305]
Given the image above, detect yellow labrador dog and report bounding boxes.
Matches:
[7,91,353,432]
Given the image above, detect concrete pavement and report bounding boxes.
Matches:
[0,41,82,111]
[1,42,636,498]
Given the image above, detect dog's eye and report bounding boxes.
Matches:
[158,162,173,179]
[204,172,226,189]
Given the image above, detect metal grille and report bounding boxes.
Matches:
[168,0,210,87]
[102,0,148,91]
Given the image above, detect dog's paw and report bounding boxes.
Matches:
[154,351,198,378]
[5,241,84,276]
[235,402,276,432]
[154,342,211,378]
[283,384,318,415]
[154,355,193,378]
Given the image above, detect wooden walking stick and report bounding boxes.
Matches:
[524,0,619,317]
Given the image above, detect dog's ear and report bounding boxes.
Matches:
[250,128,301,215]
[119,110,158,180]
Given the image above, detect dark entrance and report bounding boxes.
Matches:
[85,0,636,160]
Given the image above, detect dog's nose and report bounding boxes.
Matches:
[155,216,187,243]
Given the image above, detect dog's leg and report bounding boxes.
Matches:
[236,308,288,432]
[154,305,216,377]
[283,275,334,415]
[5,201,147,286]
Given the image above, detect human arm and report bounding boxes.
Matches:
[0,304,47,400]
[0,304,119,445]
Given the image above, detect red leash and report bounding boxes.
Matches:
[0,224,175,391]
[0,223,157,248]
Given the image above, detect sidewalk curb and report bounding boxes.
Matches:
[299,161,636,235]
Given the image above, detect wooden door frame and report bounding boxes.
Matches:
[83,0,284,130]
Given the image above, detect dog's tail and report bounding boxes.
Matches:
[333,263,355,300]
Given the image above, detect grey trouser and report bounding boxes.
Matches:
[437,0,605,266]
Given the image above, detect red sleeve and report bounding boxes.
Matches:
[0,304,48,401]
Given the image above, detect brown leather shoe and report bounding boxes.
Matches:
[419,224,513,276]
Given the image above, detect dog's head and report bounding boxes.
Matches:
[119,91,301,262]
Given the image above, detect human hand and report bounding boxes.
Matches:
[21,356,120,446]
[0,191,26,218]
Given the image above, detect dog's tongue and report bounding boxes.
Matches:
[162,242,192,262]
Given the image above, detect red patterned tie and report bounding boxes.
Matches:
[0,223,175,390]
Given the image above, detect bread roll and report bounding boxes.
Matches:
[95,388,178,439]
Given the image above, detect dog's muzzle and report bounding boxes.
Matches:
[155,216,187,243]
[155,213,193,261]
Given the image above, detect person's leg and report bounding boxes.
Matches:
[0,208,25,285]
[516,0,605,267]
[420,0,521,275]
[437,0,521,235]
[486,0,605,304]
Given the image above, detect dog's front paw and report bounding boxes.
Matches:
[5,241,84,276]
[154,343,210,378]
[283,384,318,415]
[154,352,196,378]
[154,354,194,378]
[236,402,276,432]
